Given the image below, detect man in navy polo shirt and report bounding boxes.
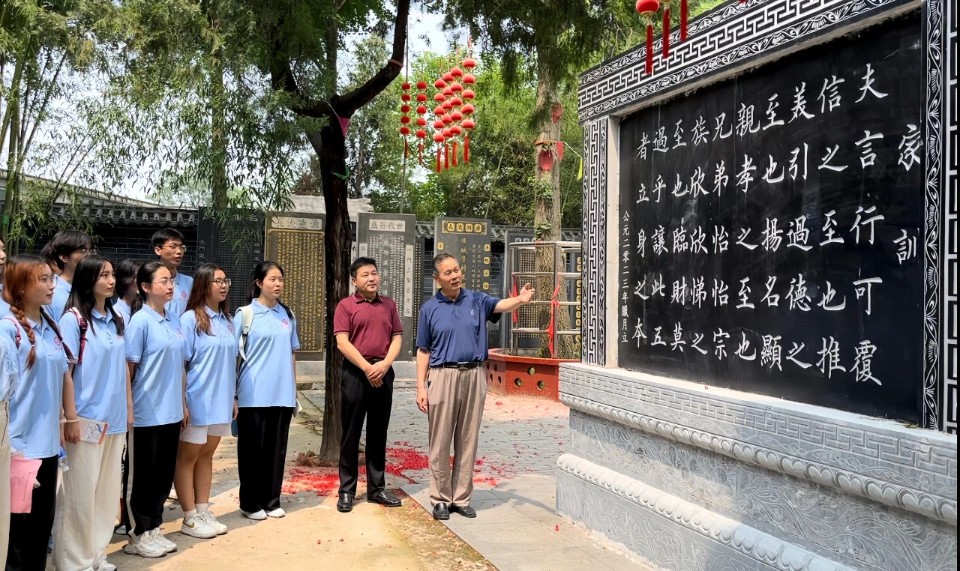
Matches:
[415,253,534,520]
[333,257,404,513]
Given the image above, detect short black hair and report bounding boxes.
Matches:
[349,257,378,278]
[432,253,457,274]
[40,230,94,270]
[151,228,185,250]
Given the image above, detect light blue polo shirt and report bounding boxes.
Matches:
[416,288,501,368]
[0,295,10,317]
[1,315,69,459]
[60,308,128,435]
[165,272,194,316]
[125,305,185,427]
[1,333,18,401]
[233,300,300,408]
[48,277,71,319]
[182,307,237,426]
[113,299,132,328]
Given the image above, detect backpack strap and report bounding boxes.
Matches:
[67,308,89,365]
[237,305,254,362]
[2,316,21,349]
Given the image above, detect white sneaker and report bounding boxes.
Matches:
[123,533,166,558]
[266,507,286,518]
[200,509,228,535]
[97,562,117,571]
[242,509,267,520]
[181,514,218,539]
[150,528,178,553]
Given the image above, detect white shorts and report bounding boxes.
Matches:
[180,423,232,445]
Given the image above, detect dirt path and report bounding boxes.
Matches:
[97,397,493,570]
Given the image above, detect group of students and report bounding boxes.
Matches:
[0,228,301,570]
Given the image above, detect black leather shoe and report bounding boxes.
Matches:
[367,490,402,507]
[450,504,477,518]
[337,492,354,513]
[433,502,450,520]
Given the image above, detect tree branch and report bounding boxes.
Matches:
[335,0,410,116]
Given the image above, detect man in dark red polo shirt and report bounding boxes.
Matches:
[333,257,404,513]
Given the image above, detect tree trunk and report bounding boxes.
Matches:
[531,69,563,357]
[210,60,228,210]
[308,121,352,464]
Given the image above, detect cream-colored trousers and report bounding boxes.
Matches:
[427,367,487,507]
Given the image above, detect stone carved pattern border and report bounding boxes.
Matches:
[578,0,913,122]
[567,411,958,570]
[938,0,958,434]
[559,378,957,526]
[557,455,856,571]
[581,119,607,365]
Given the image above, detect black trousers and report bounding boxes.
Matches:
[6,455,57,571]
[125,422,180,537]
[237,406,293,513]
[339,362,394,496]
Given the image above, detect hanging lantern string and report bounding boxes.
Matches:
[636,0,661,75]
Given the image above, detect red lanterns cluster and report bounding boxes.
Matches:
[636,0,690,75]
[398,50,478,171]
[430,54,477,172]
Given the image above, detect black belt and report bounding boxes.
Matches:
[439,361,481,370]
[367,357,384,364]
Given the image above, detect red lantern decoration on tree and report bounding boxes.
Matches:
[636,0,661,75]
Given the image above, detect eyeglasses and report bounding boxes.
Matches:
[213,278,232,287]
[164,243,187,253]
[152,278,173,286]
[37,275,56,285]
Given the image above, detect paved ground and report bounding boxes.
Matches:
[57,381,647,570]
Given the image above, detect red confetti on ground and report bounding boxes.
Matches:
[386,445,430,483]
[316,539,322,544]
[282,467,342,496]
[554,525,560,532]
[473,476,499,487]
[494,401,504,406]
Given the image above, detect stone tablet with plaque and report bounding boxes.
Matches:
[197,208,264,315]
[433,216,492,294]
[264,213,325,359]
[357,213,417,359]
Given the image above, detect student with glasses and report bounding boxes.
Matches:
[39,230,94,318]
[122,262,186,558]
[234,261,300,520]
[0,255,74,569]
[55,256,128,571]
[152,228,193,317]
[174,264,236,539]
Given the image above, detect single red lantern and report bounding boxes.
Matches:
[416,129,427,138]
[417,117,427,126]
[450,96,463,107]
[450,82,463,93]
[416,105,427,115]
[401,82,411,90]
[433,119,444,129]
[434,79,447,89]
[400,115,411,124]
[451,67,464,78]
[433,133,445,143]
[433,93,445,103]
[416,93,427,102]
[401,93,411,102]
[399,126,411,135]
[417,80,428,90]
[441,100,453,111]
[442,71,454,82]
[450,125,462,136]
[442,86,454,97]
[462,118,476,130]
[462,73,476,85]
[462,57,477,69]
[451,110,464,121]
[462,89,476,100]
[636,0,661,75]
[433,105,445,116]
[461,103,475,115]
[442,114,453,125]
[400,104,411,113]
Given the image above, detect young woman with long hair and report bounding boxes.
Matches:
[0,255,73,570]
[113,259,143,327]
[234,261,300,520]
[54,256,128,571]
[174,263,236,538]
[122,262,185,558]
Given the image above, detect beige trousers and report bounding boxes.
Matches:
[0,401,10,562]
[54,433,124,571]
[427,367,486,507]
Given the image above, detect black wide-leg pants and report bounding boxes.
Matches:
[125,422,180,537]
[237,407,293,513]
